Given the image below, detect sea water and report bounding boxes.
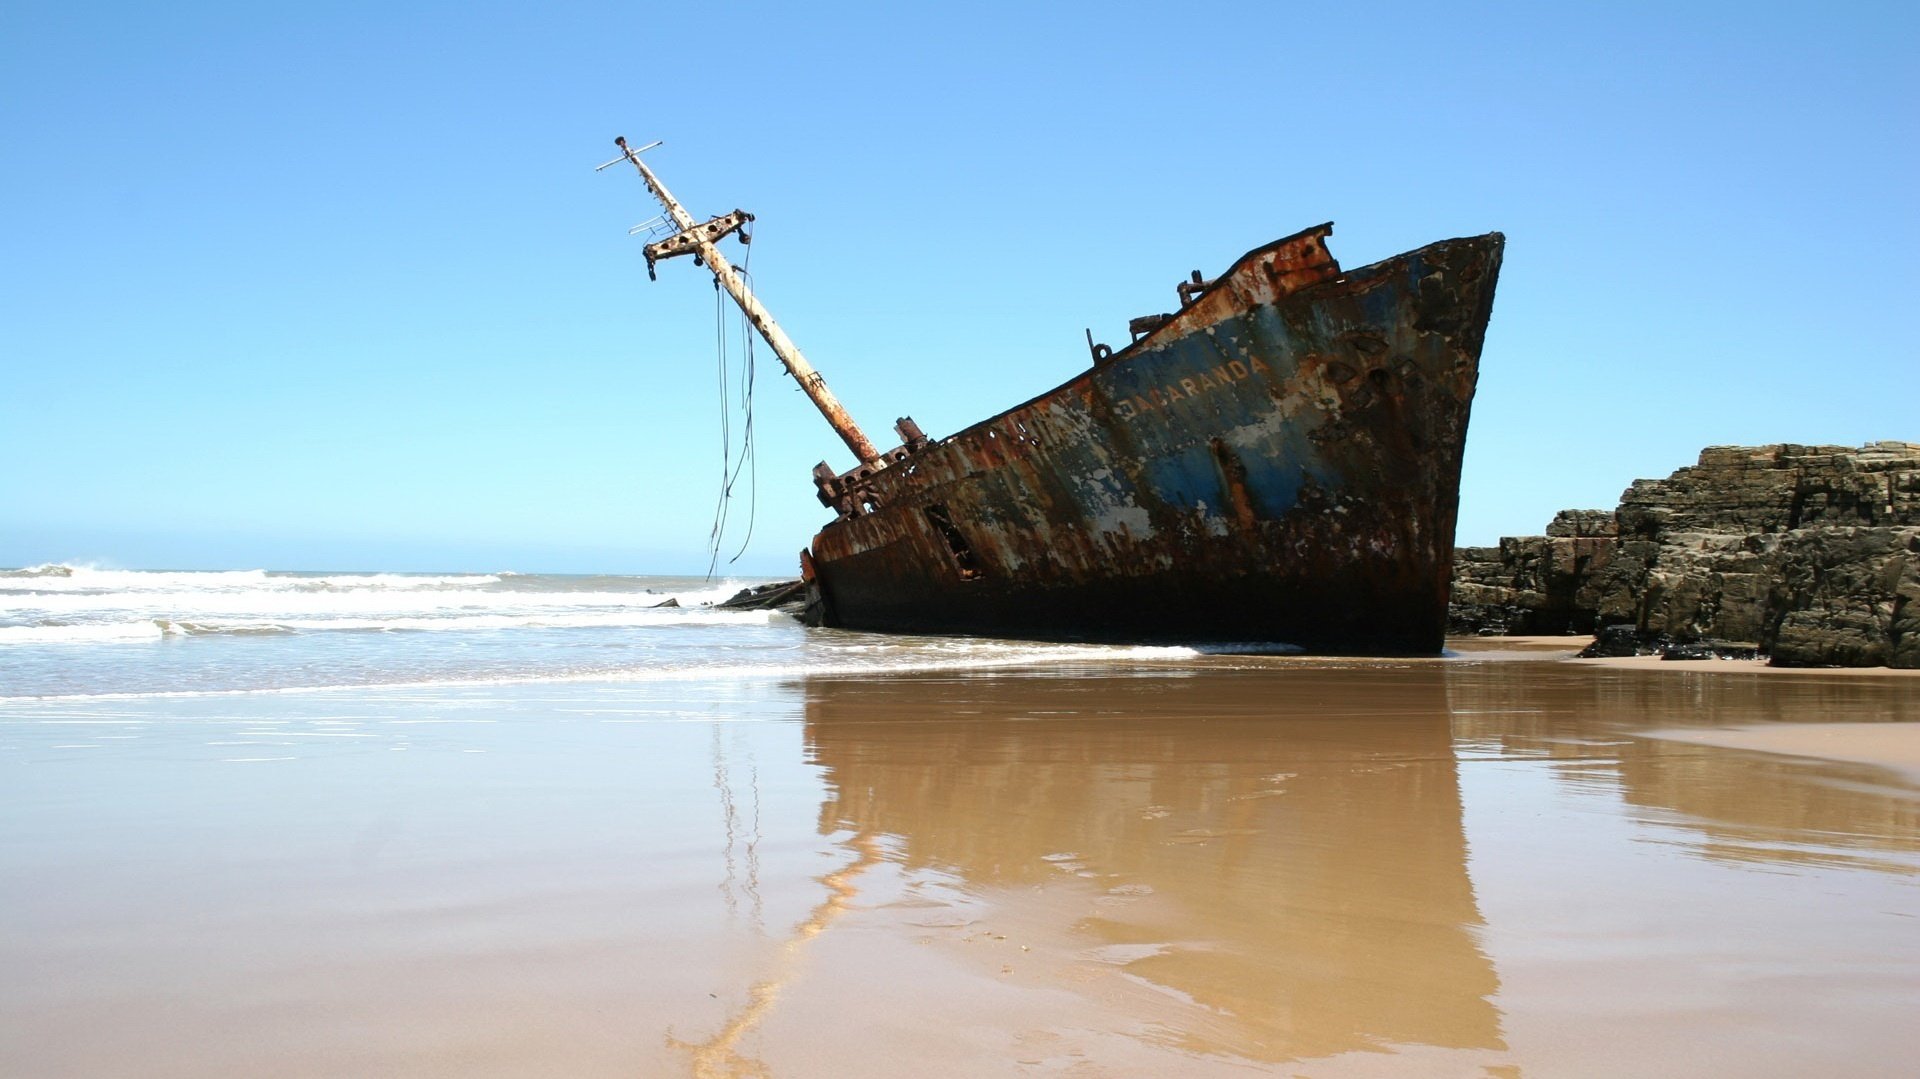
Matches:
[3,563,1918,1076]
[0,564,1201,700]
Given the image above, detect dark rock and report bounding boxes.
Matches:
[1455,442,1920,668]
[1579,624,1649,658]
[1544,509,1617,539]
[1704,640,1762,661]
[1766,528,1919,667]
[713,579,808,613]
[651,597,680,608]
[1659,641,1716,661]
[1894,573,1920,670]
[1446,518,1615,636]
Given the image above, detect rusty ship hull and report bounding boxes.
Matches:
[802,225,1504,653]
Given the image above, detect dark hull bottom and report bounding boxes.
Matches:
[810,557,1449,655]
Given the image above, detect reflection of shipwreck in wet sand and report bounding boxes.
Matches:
[672,828,884,1079]
[1445,663,1920,873]
[799,672,1506,1064]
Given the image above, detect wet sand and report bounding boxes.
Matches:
[1459,633,1920,678]
[3,654,1918,1076]
[1582,654,1920,677]
[1648,723,1920,784]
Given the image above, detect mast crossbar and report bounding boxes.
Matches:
[611,136,883,468]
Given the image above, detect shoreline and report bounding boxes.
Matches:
[1645,722,1920,785]
[1576,654,1920,677]
[1448,636,1920,677]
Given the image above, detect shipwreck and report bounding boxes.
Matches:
[606,137,1503,653]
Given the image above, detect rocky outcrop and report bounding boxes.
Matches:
[1769,527,1920,668]
[1449,510,1616,635]
[1450,442,1920,668]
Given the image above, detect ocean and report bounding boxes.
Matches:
[0,564,1200,700]
[3,562,1916,1076]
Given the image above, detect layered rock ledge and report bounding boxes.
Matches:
[1450,442,1920,668]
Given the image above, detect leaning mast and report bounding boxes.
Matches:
[607,136,883,469]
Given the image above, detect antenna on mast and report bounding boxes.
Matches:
[604,136,883,469]
[593,140,662,169]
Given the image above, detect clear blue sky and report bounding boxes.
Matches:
[3,1,1914,574]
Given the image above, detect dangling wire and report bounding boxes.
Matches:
[704,228,761,576]
[727,237,759,563]
[728,313,758,563]
[706,276,731,578]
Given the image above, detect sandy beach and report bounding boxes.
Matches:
[1457,634,1920,677]
[1647,722,1920,785]
[3,644,1917,1077]
[1581,655,1920,678]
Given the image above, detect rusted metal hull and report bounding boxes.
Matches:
[804,227,1504,654]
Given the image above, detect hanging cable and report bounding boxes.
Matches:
[706,276,731,579]
[728,310,758,563]
[727,241,759,562]
[704,229,762,575]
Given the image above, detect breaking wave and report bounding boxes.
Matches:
[0,564,1299,701]
[0,621,175,645]
[3,566,745,615]
[0,564,517,594]
[2,640,1213,702]
[0,609,784,646]
[0,564,768,658]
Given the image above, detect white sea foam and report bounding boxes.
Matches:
[0,565,511,594]
[0,566,759,636]
[195,609,783,634]
[0,606,779,645]
[0,565,1260,702]
[290,573,510,591]
[2,563,78,578]
[1190,641,1306,655]
[0,640,1206,702]
[5,588,734,617]
[0,621,174,645]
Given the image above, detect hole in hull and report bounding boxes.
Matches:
[923,503,985,581]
